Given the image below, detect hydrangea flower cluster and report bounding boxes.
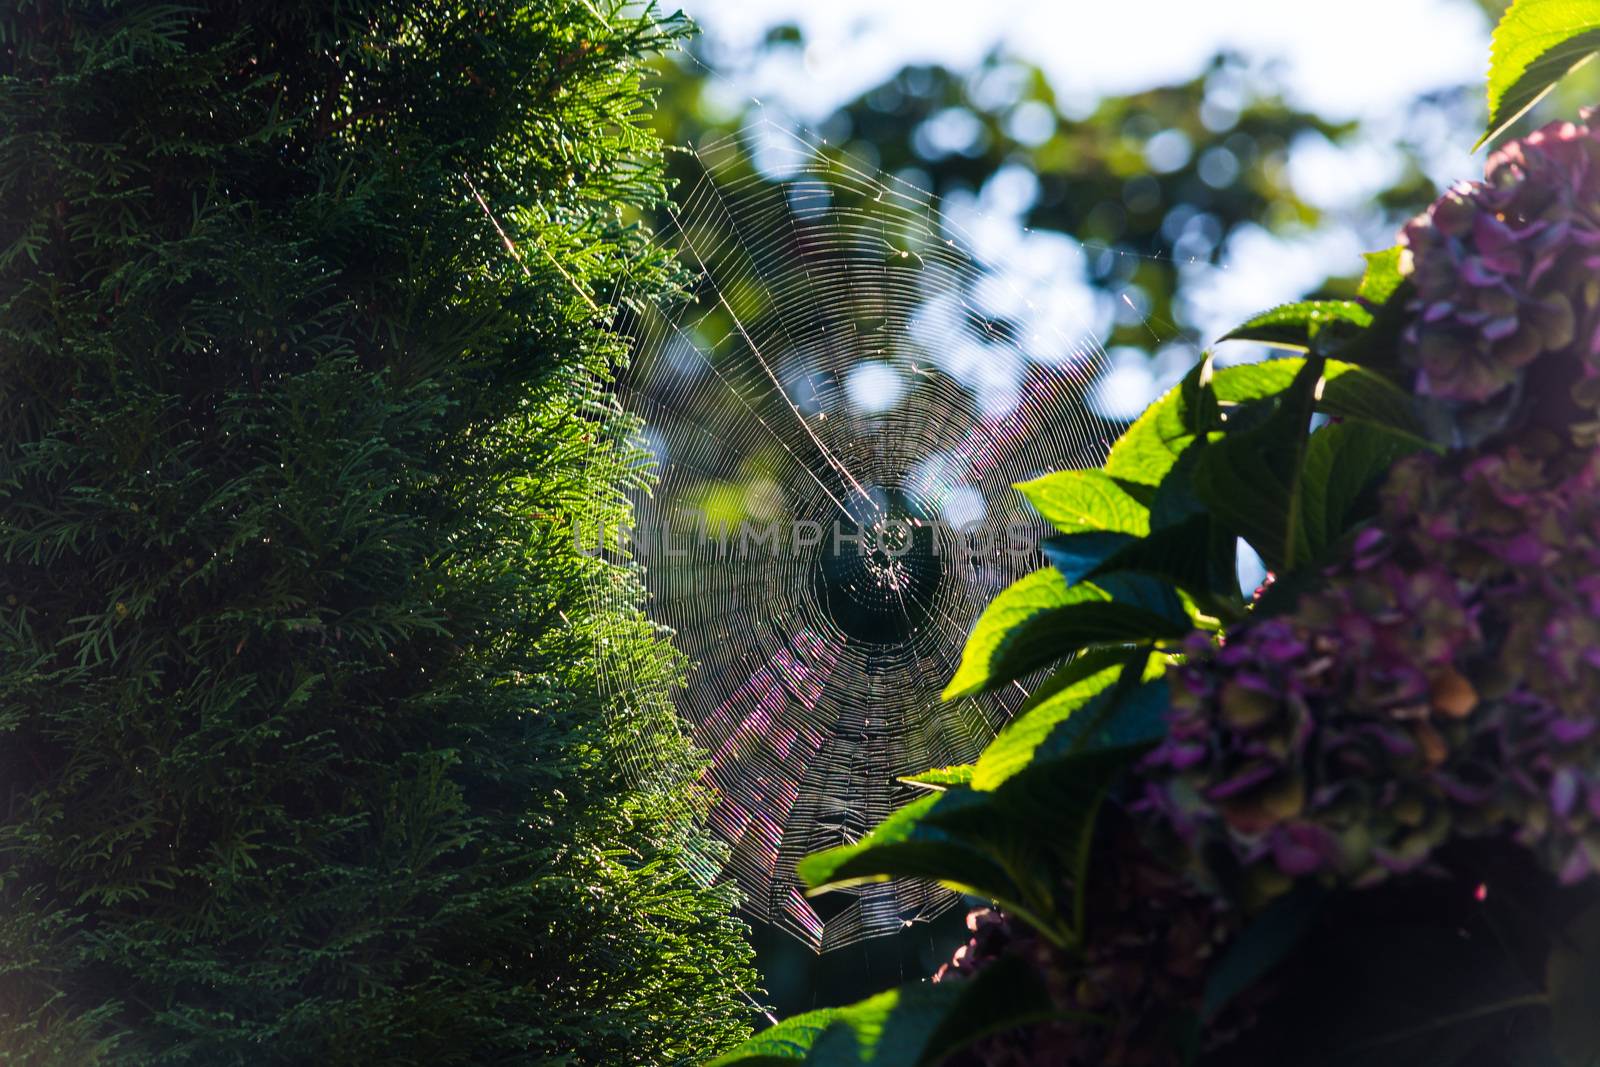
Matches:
[1400,114,1600,440]
[936,115,1600,1061]
[1139,547,1482,900]
[1387,446,1600,883]
[1143,442,1600,896]
[1140,117,1600,900]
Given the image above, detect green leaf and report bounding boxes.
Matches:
[1102,357,1422,488]
[898,765,975,791]
[704,983,952,1067]
[1216,359,1419,435]
[1027,674,1171,757]
[1102,387,1198,489]
[1358,247,1407,305]
[1102,353,1295,490]
[1549,900,1600,1066]
[1086,513,1240,606]
[1298,422,1425,561]
[708,1005,843,1067]
[801,746,1143,948]
[981,655,1171,800]
[1480,0,1600,149]
[1114,356,1427,576]
[973,741,1152,945]
[975,659,1171,794]
[971,652,1133,789]
[1178,351,1220,437]
[796,787,1066,945]
[942,569,1190,700]
[795,791,1025,907]
[1039,531,1139,585]
[1206,359,1300,404]
[1113,441,1248,614]
[800,986,956,1067]
[916,955,1086,1064]
[1317,362,1431,443]
[1015,469,1150,536]
[706,957,1077,1067]
[1040,533,1191,627]
[1217,359,1420,436]
[1012,646,1144,718]
[1145,438,1212,528]
[1220,300,1373,350]
[1191,358,1322,572]
[1088,571,1191,629]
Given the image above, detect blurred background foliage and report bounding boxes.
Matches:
[629,0,1600,1021]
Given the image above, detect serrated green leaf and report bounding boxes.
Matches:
[1036,528,1194,626]
[1102,357,1421,488]
[1015,470,1150,536]
[1358,247,1407,305]
[898,765,975,791]
[1298,422,1425,561]
[706,956,1076,1067]
[704,983,950,1067]
[971,654,1130,789]
[796,791,1021,903]
[1103,358,1240,487]
[981,743,1148,942]
[708,1005,841,1067]
[1317,362,1431,443]
[1480,0,1600,149]
[1085,513,1240,606]
[1101,399,1197,489]
[1223,359,1421,436]
[809,987,942,1067]
[941,569,1189,700]
[1013,646,1146,717]
[1145,439,1211,528]
[1089,571,1191,628]
[801,745,1143,951]
[1191,358,1323,572]
[972,650,1170,792]
[1040,531,1139,585]
[1030,675,1171,758]
[796,787,1069,946]
[1178,351,1220,436]
[1221,300,1373,349]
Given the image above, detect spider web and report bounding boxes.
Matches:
[587,118,1126,952]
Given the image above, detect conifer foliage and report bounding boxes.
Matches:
[0,2,754,1063]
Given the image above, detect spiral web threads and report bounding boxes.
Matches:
[593,118,1117,951]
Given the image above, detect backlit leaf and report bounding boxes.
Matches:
[1480,0,1600,148]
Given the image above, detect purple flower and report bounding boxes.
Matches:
[1398,117,1600,431]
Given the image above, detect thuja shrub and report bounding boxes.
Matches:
[0,3,754,1064]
